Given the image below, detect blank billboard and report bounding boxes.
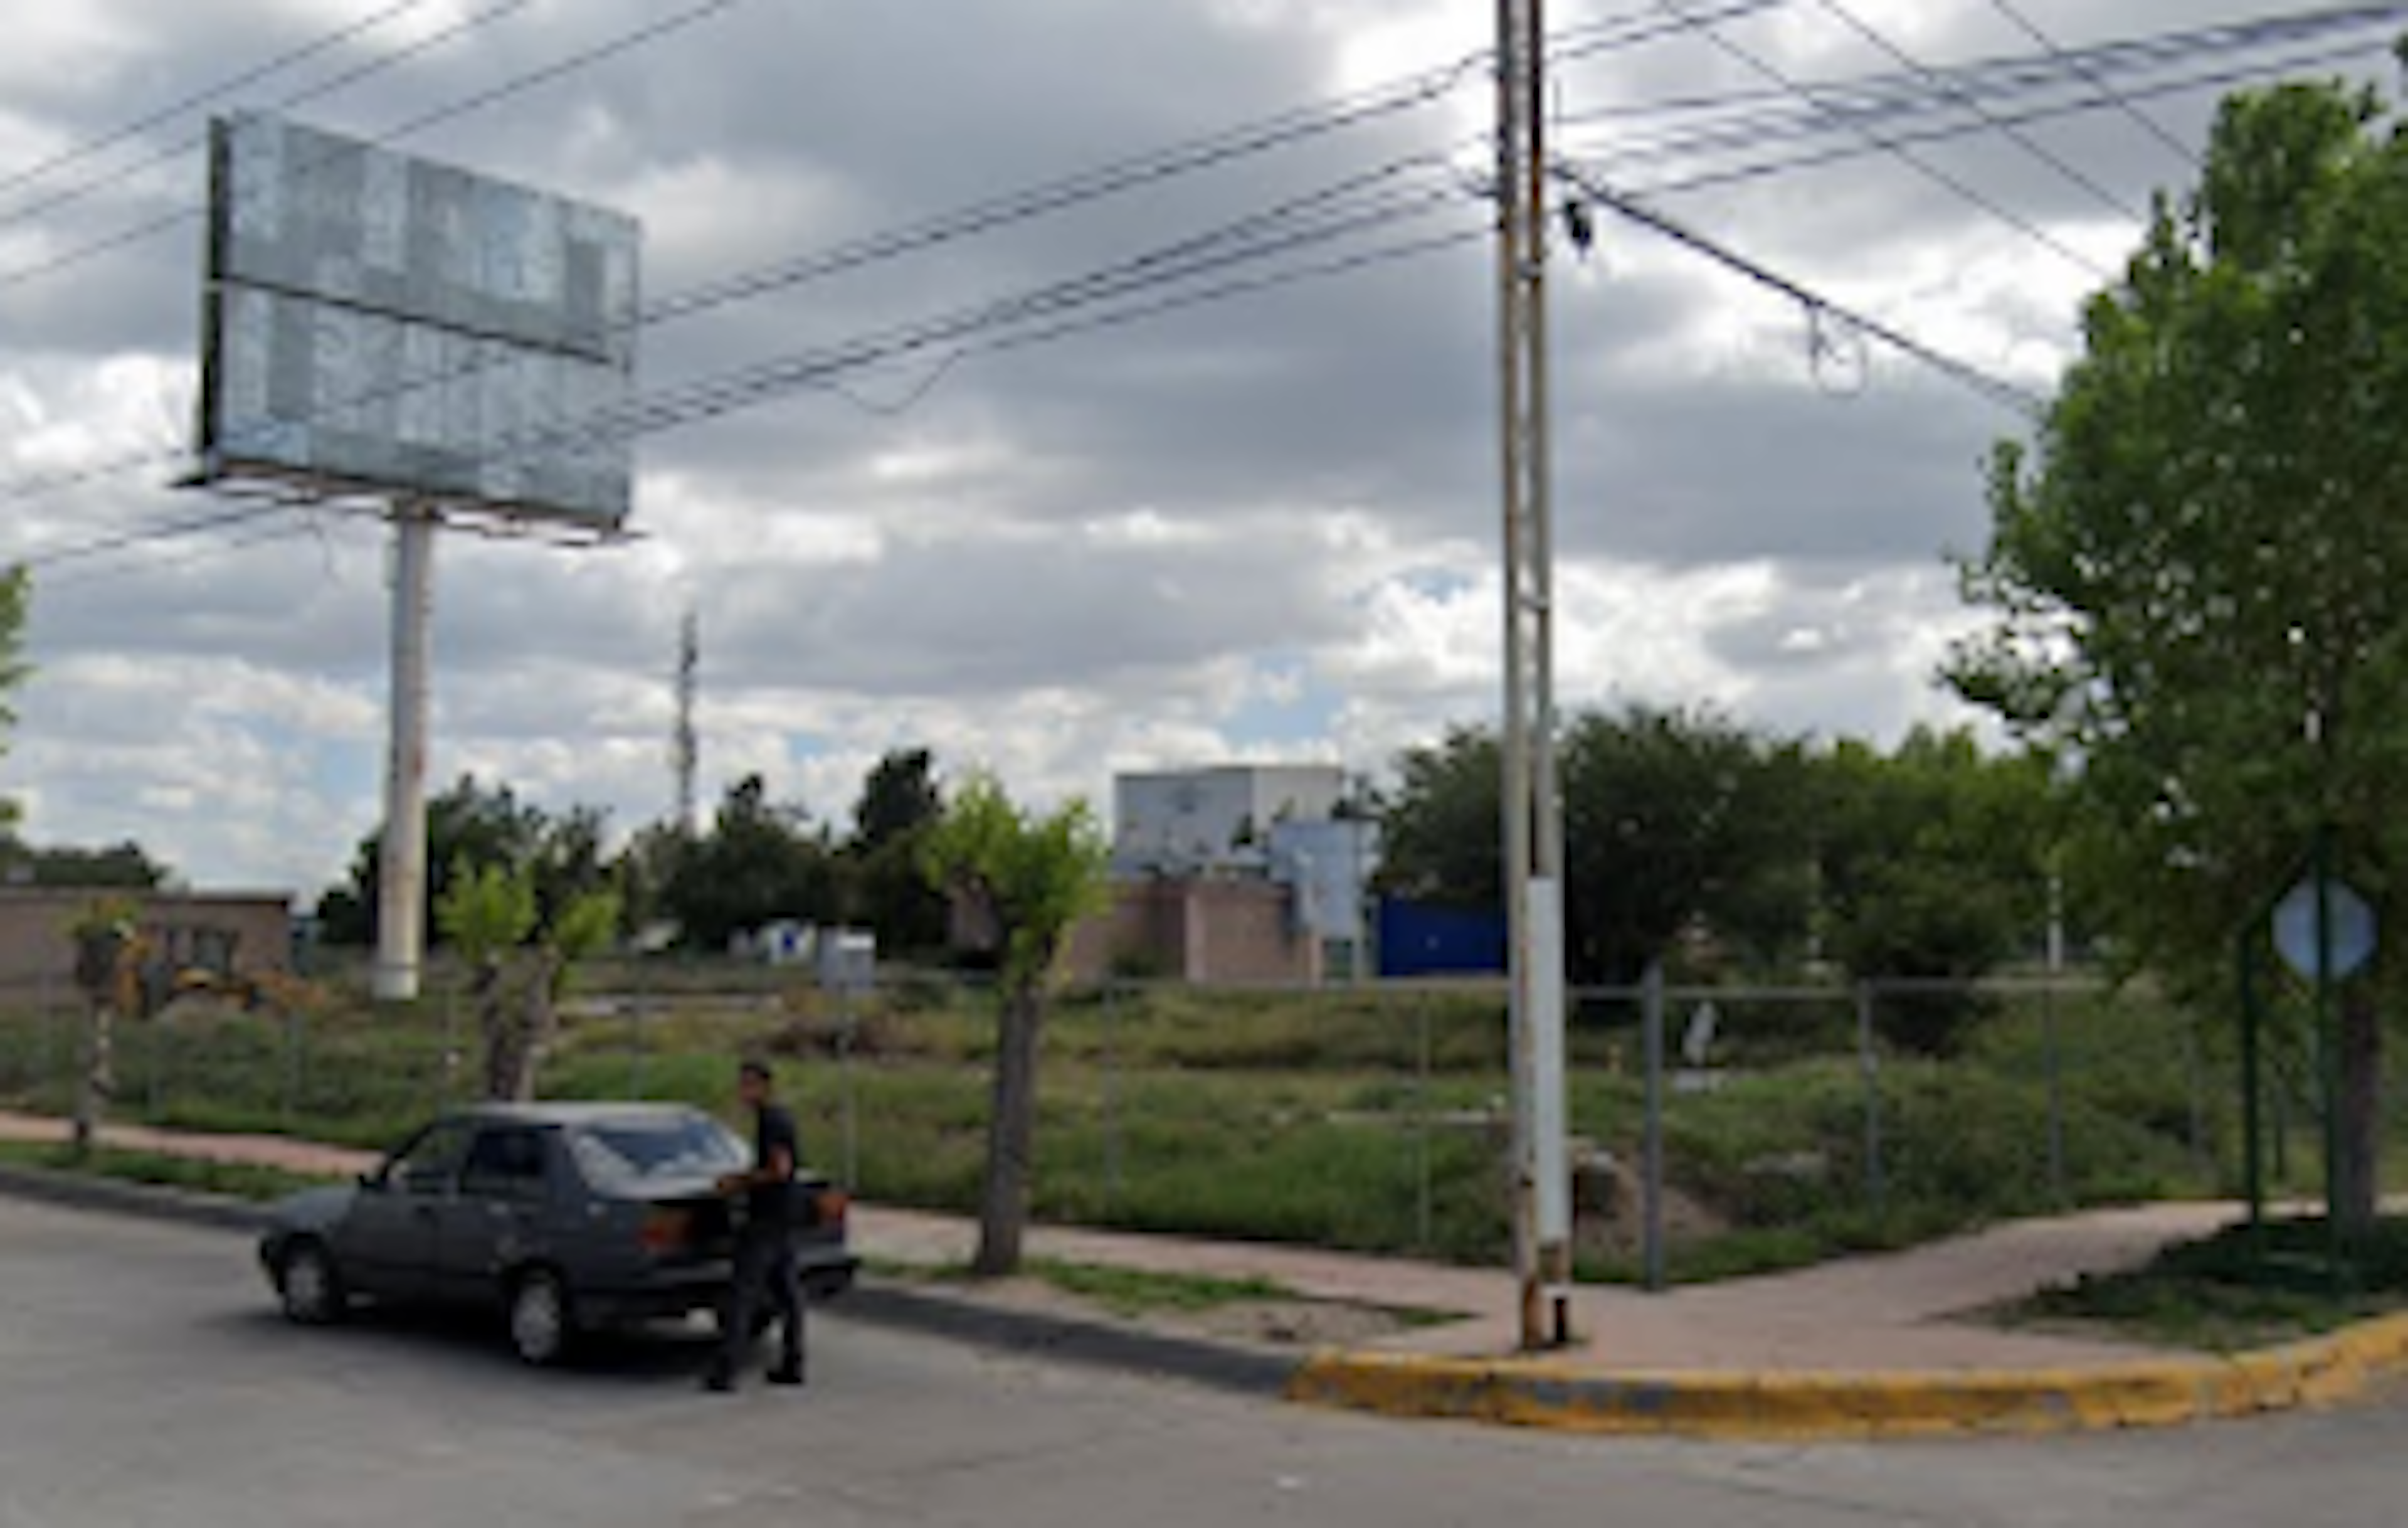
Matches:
[196,114,642,526]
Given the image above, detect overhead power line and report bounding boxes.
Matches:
[0,0,541,239]
[0,0,747,296]
[1563,3,2408,149]
[33,223,1484,586]
[1800,0,2146,221]
[18,163,1482,573]
[1607,35,2387,199]
[1982,0,2202,169]
[14,1,2382,575]
[0,0,450,207]
[1557,165,2050,415]
[0,0,1751,523]
[1650,0,2113,277]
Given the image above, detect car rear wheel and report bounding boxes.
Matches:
[507,1268,575,1367]
[278,1239,345,1325]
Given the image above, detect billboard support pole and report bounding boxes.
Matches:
[374,502,438,1004]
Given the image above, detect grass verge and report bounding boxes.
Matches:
[0,1139,336,1203]
[2000,1216,2408,1352]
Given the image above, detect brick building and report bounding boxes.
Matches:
[1062,878,1322,985]
[0,889,293,1000]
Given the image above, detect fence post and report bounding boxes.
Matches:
[1642,963,1667,1293]
[2044,977,2067,1207]
[1101,982,1122,1216]
[143,1011,161,1123]
[1857,981,1886,1218]
[838,987,860,1193]
[441,982,461,1108]
[282,1003,303,1127]
[1413,990,1433,1255]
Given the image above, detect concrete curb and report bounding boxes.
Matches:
[0,1169,1294,1398]
[0,1162,268,1235]
[1287,1314,2408,1440]
[841,1283,1297,1398]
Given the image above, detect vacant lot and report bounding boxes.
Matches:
[0,966,2313,1280]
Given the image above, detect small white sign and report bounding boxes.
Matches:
[2273,876,2377,982]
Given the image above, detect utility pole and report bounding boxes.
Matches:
[1496,0,1572,1349]
[673,605,700,836]
[373,503,437,1003]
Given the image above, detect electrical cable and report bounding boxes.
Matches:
[0,0,451,206]
[1800,0,2145,221]
[1653,0,2113,277]
[1,1,1745,516]
[0,0,747,295]
[1609,36,2387,199]
[1557,164,2049,414]
[1983,0,2202,168]
[0,0,541,238]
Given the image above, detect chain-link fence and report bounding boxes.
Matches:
[0,962,2341,1284]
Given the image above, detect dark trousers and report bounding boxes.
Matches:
[717,1221,804,1377]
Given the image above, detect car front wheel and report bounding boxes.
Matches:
[278,1239,346,1325]
[507,1268,575,1367]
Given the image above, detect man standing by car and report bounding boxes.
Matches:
[704,1059,805,1392]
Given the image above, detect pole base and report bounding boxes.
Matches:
[371,962,421,1003]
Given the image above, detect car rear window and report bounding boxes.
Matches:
[569,1117,748,1186]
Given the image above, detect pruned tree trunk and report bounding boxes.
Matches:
[2336,987,2383,1236]
[973,980,1044,1276]
[472,960,517,1103]
[510,955,565,1103]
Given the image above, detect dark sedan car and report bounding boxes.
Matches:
[258,1103,857,1366]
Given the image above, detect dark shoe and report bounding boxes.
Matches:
[702,1367,736,1393]
[765,1362,805,1387]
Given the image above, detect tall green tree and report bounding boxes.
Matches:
[1950,76,2408,1230]
[0,838,169,889]
[846,748,950,955]
[1378,705,1813,982]
[1812,729,2056,1052]
[661,775,840,951]
[318,776,556,945]
[853,747,944,852]
[436,857,619,1101]
[922,775,1109,1275]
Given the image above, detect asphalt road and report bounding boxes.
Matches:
[4,1195,2405,1528]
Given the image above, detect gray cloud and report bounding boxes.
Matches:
[0,0,2365,890]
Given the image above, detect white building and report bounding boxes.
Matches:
[1112,764,1350,878]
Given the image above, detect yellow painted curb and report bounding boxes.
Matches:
[1285,1310,2408,1441]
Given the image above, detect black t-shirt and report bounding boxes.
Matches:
[748,1103,800,1226]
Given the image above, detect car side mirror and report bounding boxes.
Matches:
[357,1171,386,1192]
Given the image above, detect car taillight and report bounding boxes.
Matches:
[640,1207,691,1254]
[816,1189,849,1228]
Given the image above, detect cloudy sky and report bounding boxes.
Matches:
[0,0,2390,896]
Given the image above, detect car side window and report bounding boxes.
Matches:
[388,1120,473,1196]
[460,1127,548,1202]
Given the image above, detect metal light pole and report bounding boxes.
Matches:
[1496,0,1572,1349]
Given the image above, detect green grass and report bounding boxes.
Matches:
[1020,1258,1289,1315]
[2005,1216,2408,1351]
[0,1139,336,1202]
